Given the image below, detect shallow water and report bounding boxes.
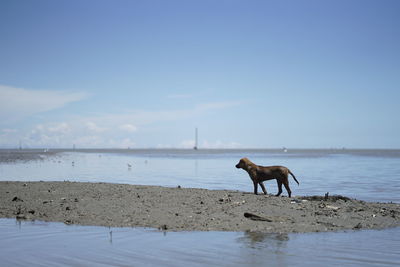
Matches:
[1,149,399,203]
[1,149,400,266]
[0,219,399,266]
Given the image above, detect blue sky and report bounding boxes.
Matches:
[1,0,399,148]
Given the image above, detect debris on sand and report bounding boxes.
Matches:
[1,181,399,233]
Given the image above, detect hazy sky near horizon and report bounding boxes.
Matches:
[1,0,399,149]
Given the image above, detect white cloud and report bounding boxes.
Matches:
[48,122,71,134]
[178,139,242,149]
[86,122,107,133]
[96,100,242,126]
[119,138,136,148]
[119,124,137,133]
[200,140,242,149]
[179,139,196,149]
[0,84,87,123]
[73,135,104,147]
[0,99,243,148]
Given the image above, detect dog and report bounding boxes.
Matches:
[235,157,299,197]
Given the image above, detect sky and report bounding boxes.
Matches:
[0,0,399,149]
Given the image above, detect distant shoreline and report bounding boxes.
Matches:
[1,181,399,233]
[1,147,400,162]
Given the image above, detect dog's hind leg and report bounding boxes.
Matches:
[276,180,283,196]
[283,180,292,198]
[259,182,267,195]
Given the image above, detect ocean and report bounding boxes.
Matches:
[0,149,399,266]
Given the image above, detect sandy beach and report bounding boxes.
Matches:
[1,181,399,233]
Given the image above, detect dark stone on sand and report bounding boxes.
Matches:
[159,224,168,230]
[12,197,23,202]
[16,214,27,220]
[300,195,352,202]
[244,212,273,222]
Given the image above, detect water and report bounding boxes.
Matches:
[1,149,399,202]
[1,149,400,266]
[0,219,399,266]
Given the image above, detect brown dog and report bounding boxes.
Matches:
[235,157,299,197]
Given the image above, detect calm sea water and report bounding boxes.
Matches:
[1,149,400,266]
[1,149,399,202]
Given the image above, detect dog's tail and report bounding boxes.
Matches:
[288,170,299,185]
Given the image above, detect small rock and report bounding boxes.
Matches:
[12,197,23,202]
[326,205,340,211]
[353,222,363,229]
[28,210,35,214]
[66,207,71,211]
[244,212,273,222]
[16,214,27,220]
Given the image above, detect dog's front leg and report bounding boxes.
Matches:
[259,182,267,195]
[253,180,258,195]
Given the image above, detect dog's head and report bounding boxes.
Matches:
[235,158,249,169]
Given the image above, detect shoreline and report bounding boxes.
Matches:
[1,181,399,233]
[0,150,59,163]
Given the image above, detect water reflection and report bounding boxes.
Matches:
[238,231,289,249]
[234,231,291,266]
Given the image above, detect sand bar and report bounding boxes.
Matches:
[1,181,399,233]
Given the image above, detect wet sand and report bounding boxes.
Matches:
[1,181,399,233]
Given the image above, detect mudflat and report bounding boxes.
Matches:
[0,150,58,163]
[1,181,399,233]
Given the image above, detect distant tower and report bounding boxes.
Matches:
[193,127,198,150]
